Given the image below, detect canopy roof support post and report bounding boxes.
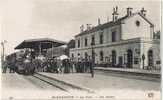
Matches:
[39,42,42,56]
[52,42,54,58]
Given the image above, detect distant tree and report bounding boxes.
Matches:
[67,39,75,48]
[65,39,75,56]
[153,30,160,39]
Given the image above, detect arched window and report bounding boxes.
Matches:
[148,50,153,66]
[112,50,116,66]
[77,53,81,61]
[84,52,88,59]
[100,51,104,61]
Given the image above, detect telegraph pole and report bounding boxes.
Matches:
[1,40,7,62]
[1,40,7,73]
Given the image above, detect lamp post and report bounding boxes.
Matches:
[124,53,127,68]
[39,42,42,56]
[90,42,94,78]
[91,42,95,63]
[142,54,145,69]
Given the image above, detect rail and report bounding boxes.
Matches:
[33,73,95,93]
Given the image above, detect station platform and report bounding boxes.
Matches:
[37,70,160,92]
[94,67,161,75]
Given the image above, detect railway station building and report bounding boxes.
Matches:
[70,7,160,69]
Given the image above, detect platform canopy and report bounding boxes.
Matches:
[15,38,67,50]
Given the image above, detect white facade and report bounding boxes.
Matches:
[121,14,154,40]
[70,8,160,69]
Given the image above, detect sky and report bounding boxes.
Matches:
[0,0,161,55]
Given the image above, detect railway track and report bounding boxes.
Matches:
[32,73,95,93]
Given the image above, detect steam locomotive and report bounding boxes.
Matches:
[6,51,35,75]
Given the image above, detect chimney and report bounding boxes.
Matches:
[86,24,91,30]
[126,7,133,16]
[80,25,84,32]
[140,7,147,17]
[98,18,101,25]
[115,6,118,12]
[112,6,119,22]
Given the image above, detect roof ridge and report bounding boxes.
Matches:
[75,15,128,37]
[137,13,154,26]
[75,12,154,37]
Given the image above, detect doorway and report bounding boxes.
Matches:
[127,49,133,68]
[148,50,153,66]
[112,50,116,67]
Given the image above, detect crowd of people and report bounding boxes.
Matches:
[33,56,94,76]
[2,52,95,77]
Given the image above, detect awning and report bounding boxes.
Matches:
[15,38,67,50]
[56,55,69,60]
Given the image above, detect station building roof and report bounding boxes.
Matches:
[75,13,154,37]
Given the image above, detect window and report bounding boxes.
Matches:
[112,31,116,42]
[118,56,123,65]
[99,34,103,44]
[84,52,88,59]
[91,35,95,45]
[77,53,81,61]
[85,38,88,47]
[105,57,109,63]
[134,57,139,64]
[71,53,74,58]
[100,51,103,61]
[78,39,80,48]
[156,60,161,64]
[136,20,140,27]
[148,50,153,66]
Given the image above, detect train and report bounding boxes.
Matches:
[6,51,35,75]
[5,51,72,74]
